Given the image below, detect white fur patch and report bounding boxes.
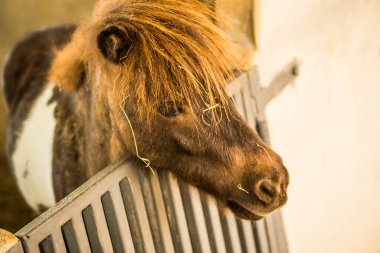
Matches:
[13,84,57,211]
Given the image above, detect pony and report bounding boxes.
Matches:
[2,0,289,220]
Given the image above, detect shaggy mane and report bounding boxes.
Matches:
[50,0,240,122]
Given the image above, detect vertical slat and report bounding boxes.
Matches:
[109,185,136,253]
[22,242,40,253]
[225,211,242,253]
[137,169,164,253]
[71,214,92,253]
[200,197,218,253]
[82,205,103,253]
[51,230,67,253]
[219,211,233,253]
[167,174,193,253]
[157,172,186,253]
[119,178,145,253]
[265,215,279,253]
[240,220,256,253]
[61,220,80,253]
[271,212,289,252]
[254,220,270,253]
[101,191,126,253]
[120,175,156,253]
[233,87,247,117]
[188,187,212,253]
[149,174,175,253]
[247,67,261,97]
[137,169,174,253]
[179,184,203,253]
[90,199,114,253]
[242,84,257,126]
[236,219,248,253]
[205,198,227,253]
[39,236,54,253]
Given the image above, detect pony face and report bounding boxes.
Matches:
[50,0,289,220]
[114,93,289,221]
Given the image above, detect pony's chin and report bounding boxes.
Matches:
[226,200,264,221]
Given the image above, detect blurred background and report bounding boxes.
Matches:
[0,0,96,232]
[1,1,380,253]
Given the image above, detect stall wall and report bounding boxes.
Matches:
[254,1,380,252]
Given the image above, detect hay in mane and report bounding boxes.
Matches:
[50,0,240,123]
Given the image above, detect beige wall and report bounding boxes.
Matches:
[254,0,380,252]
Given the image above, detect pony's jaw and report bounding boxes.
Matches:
[226,200,265,220]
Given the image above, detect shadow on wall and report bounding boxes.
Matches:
[0,0,96,232]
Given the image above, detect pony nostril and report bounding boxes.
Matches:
[255,179,281,204]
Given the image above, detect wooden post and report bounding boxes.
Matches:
[0,229,23,253]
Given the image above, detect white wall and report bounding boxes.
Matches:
[254,1,380,252]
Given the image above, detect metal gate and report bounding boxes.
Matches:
[2,61,298,253]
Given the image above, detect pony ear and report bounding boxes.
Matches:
[97,26,133,64]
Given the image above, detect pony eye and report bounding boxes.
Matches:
[158,101,184,117]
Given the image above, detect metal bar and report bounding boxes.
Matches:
[123,172,156,253]
[108,184,135,253]
[272,212,289,252]
[200,196,218,253]
[82,205,103,253]
[219,211,233,253]
[51,230,66,253]
[253,220,270,253]
[227,71,250,96]
[61,220,80,253]
[233,89,246,117]
[167,174,193,253]
[91,199,114,252]
[71,214,91,253]
[101,191,125,253]
[241,83,257,127]
[265,212,289,253]
[39,236,54,253]
[246,67,261,97]
[224,212,242,253]
[236,219,248,253]
[157,172,186,253]
[264,215,279,253]
[148,173,175,253]
[205,198,227,253]
[240,220,256,253]
[179,184,203,253]
[137,169,165,253]
[119,178,147,253]
[187,187,212,253]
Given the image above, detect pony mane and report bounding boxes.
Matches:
[50,0,240,123]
